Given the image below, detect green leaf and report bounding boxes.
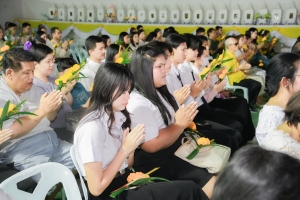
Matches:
[186,148,200,160]
[1,101,10,120]
[8,112,37,118]
[221,58,233,64]
[13,118,23,126]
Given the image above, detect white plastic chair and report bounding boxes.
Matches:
[224,75,249,103]
[0,162,81,200]
[70,145,88,200]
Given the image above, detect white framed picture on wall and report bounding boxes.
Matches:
[170,6,180,24]
[242,9,253,25]
[230,9,241,25]
[217,9,228,25]
[193,8,203,24]
[205,9,215,25]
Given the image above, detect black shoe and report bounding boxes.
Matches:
[249,105,258,113]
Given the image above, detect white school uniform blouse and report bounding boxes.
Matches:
[79,58,101,91]
[167,64,204,106]
[74,110,128,177]
[127,90,175,142]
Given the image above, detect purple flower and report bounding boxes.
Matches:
[24,41,32,51]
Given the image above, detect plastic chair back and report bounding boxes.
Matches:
[0,162,81,200]
[224,75,249,103]
[70,145,88,200]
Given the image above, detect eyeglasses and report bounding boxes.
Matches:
[229,42,238,46]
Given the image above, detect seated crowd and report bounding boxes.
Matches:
[0,21,300,200]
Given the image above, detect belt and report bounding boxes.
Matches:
[114,169,126,179]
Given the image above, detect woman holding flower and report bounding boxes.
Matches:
[29,42,75,142]
[74,62,203,200]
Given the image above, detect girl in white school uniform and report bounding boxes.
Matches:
[73,62,203,200]
[127,44,218,200]
[164,34,242,149]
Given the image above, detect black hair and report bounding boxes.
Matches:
[34,37,46,44]
[55,57,77,72]
[196,27,205,35]
[212,145,300,200]
[6,22,17,29]
[245,34,251,40]
[207,28,215,37]
[101,34,110,48]
[4,22,10,30]
[129,27,137,34]
[258,29,270,38]
[146,32,157,42]
[137,25,143,30]
[182,34,199,50]
[2,48,36,74]
[154,28,161,34]
[129,32,138,47]
[85,35,103,53]
[245,27,258,44]
[197,45,206,58]
[196,35,208,45]
[165,33,186,49]
[137,29,145,37]
[0,26,4,41]
[284,91,300,128]
[215,26,222,30]
[129,44,179,126]
[37,24,46,32]
[265,53,300,97]
[106,44,120,62]
[35,30,46,39]
[119,32,129,48]
[292,36,300,49]
[29,41,53,63]
[51,27,59,35]
[22,22,31,29]
[147,40,173,54]
[292,43,300,55]
[79,62,134,134]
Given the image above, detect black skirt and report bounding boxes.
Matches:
[88,168,205,200]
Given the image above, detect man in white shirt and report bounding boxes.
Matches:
[0,48,74,173]
[79,36,106,91]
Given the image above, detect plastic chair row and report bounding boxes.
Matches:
[224,75,249,103]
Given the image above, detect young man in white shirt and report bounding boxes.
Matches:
[79,36,106,91]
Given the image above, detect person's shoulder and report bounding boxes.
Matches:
[128,91,155,109]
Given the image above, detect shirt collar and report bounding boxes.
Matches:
[102,109,126,130]
[86,58,101,74]
[170,64,180,76]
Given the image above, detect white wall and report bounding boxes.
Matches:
[0,0,299,26]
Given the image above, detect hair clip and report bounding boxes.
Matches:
[24,41,32,51]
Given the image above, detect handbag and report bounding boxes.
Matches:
[174,134,231,174]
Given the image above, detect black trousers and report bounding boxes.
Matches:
[234,79,262,105]
[209,97,255,144]
[0,164,36,193]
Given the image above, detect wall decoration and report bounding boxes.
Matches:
[148,5,157,24]
[217,8,228,25]
[271,8,282,25]
[48,4,58,21]
[117,5,125,23]
[87,6,96,23]
[181,5,191,24]
[170,5,180,24]
[67,5,76,22]
[58,5,67,21]
[137,5,146,23]
[205,9,215,25]
[96,5,105,22]
[242,8,254,25]
[127,6,136,23]
[230,9,241,25]
[284,8,297,25]
[159,6,168,24]
[193,6,203,25]
[77,5,86,22]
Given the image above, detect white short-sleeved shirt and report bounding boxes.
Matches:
[74,110,127,176]
[261,129,300,160]
[127,90,175,142]
[167,64,204,106]
[256,105,285,145]
[0,77,52,151]
[79,58,101,91]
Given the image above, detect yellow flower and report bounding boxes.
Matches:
[127,172,150,183]
[69,40,73,45]
[261,37,267,42]
[125,16,129,20]
[0,103,16,117]
[197,137,211,145]
[0,55,3,61]
[132,16,136,20]
[11,42,14,45]
[0,45,10,52]
[188,122,196,130]
[115,57,124,64]
[53,43,59,48]
[199,67,210,78]
[105,13,108,17]
[90,83,94,91]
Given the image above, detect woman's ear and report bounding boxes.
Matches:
[281,77,290,88]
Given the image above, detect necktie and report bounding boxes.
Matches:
[176,74,184,87]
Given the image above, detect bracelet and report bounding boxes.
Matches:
[120,147,130,158]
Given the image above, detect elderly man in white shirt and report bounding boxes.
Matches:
[79,36,106,91]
